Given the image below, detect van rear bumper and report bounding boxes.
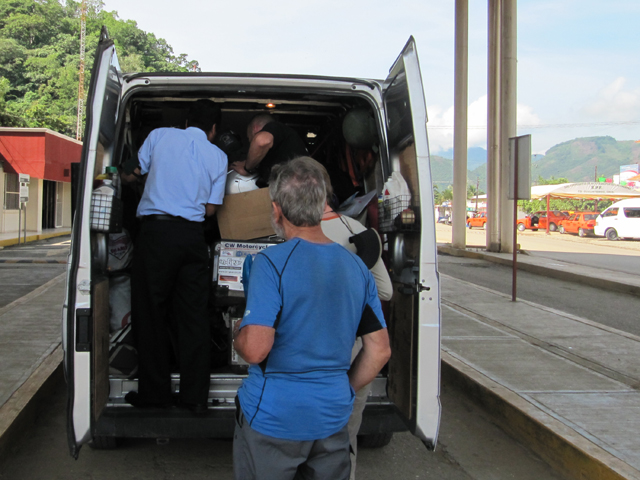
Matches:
[94,404,407,439]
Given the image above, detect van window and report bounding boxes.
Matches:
[623,207,640,218]
[602,208,618,218]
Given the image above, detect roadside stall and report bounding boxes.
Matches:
[530,182,640,234]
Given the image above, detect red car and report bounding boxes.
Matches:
[466,213,487,229]
[516,210,568,232]
[558,212,600,237]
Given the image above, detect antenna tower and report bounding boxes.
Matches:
[76,0,87,141]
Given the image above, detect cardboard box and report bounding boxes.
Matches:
[217,188,275,240]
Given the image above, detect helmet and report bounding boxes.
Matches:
[225,170,260,195]
[216,130,242,155]
[342,108,377,149]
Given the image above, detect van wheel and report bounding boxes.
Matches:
[90,436,118,450]
[549,223,558,232]
[559,225,565,234]
[517,223,525,232]
[578,228,586,237]
[606,228,619,241]
[358,432,394,448]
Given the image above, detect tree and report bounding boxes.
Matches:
[0,0,199,136]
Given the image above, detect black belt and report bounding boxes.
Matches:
[142,214,192,223]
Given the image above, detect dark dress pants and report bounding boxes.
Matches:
[131,220,210,405]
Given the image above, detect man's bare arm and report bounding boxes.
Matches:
[234,324,275,364]
[205,204,217,217]
[121,167,142,184]
[348,328,391,392]
[244,131,274,171]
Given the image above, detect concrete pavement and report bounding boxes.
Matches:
[2,229,640,479]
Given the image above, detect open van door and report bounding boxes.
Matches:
[383,37,441,450]
[63,27,122,458]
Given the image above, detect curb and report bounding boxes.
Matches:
[0,230,71,248]
[442,351,640,480]
[0,346,63,466]
[437,244,640,297]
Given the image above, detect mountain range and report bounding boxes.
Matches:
[431,136,640,191]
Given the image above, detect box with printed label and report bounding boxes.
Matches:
[213,240,277,293]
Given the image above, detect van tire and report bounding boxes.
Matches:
[358,432,394,448]
[90,436,118,450]
[606,228,619,241]
[549,223,558,232]
[559,225,565,234]
[517,223,525,232]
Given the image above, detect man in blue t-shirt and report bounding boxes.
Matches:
[233,157,391,480]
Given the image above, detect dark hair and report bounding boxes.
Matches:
[269,156,326,227]
[187,99,221,133]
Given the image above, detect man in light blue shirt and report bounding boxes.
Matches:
[123,100,227,414]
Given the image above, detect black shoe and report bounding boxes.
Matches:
[125,391,172,409]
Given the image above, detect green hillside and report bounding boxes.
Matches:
[430,154,479,190]
[532,136,640,182]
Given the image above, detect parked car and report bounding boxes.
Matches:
[594,199,640,240]
[466,212,487,229]
[558,212,600,237]
[516,210,568,232]
[63,30,441,457]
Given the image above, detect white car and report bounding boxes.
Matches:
[594,198,640,240]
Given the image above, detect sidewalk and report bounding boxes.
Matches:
[440,247,640,480]
[0,274,65,461]
[0,228,71,248]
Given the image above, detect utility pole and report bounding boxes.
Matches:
[76,0,87,141]
[475,177,479,212]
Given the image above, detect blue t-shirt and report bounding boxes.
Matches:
[237,238,386,441]
[137,127,227,222]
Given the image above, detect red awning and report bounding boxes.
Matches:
[0,129,82,182]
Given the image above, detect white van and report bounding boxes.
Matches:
[63,28,441,458]
[594,198,640,240]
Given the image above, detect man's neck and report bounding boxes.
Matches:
[284,223,332,244]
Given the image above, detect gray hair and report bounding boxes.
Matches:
[269,156,326,227]
[249,114,274,132]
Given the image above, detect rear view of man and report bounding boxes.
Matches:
[230,114,307,187]
[123,100,228,413]
[233,157,391,480]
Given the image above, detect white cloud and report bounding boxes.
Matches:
[583,77,640,121]
[427,95,541,152]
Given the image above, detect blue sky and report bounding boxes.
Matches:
[102,0,640,155]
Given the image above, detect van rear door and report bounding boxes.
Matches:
[382,36,441,450]
[63,27,122,458]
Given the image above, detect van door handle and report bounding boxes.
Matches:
[76,308,92,352]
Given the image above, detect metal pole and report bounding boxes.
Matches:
[452,0,469,249]
[18,202,21,246]
[546,194,550,235]
[499,0,517,253]
[512,138,519,302]
[23,204,27,244]
[486,0,501,252]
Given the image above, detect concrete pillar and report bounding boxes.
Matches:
[499,0,517,253]
[452,0,469,249]
[486,0,501,252]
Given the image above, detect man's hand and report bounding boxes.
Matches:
[231,161,250,176]
[348,328,391,392]
[234,324,275,364]
[121,167,142,184]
